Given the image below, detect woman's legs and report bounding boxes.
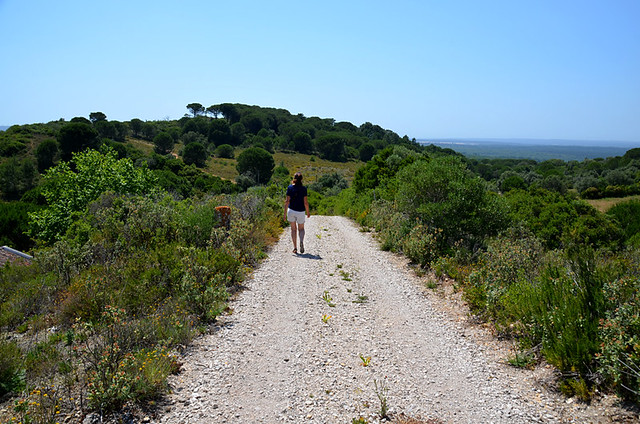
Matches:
[298,223,305,253]
[290,221,298,252]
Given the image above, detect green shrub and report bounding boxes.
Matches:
[368,201,411,252]
[0,262,59,329]
[504,249,607,377]
[395,157,509,252]
[402,224,442,267]
[214,144,234,158]
[28,148,158,243]
[0,340,24,396]
[177,199,222,248]
[463,232,543,325]
[608,199,640,245]
[598,275,640,401]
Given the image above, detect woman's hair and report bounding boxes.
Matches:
[292,172,303,186]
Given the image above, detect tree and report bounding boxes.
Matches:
[153,132,174,155]
[214,144,234,159]
[182,142,208,167]
[182,131,207,146]
[186,103,205,118]
[36,138,59,172]
[229,122,246,145]
[70,116,91,124]
[236,147,275,185]
[359,142,376,162]
[217,103,240,124]
[240,113,264,134]
[94,120,117,140]
[208,118,232,146]
[396,156,509,250]
[28,147,157,243]
[89,111,107,123]
[316,134,346,161]
[141,122,157,140]
[206,105,221,118]
[57,122,100,160]
[182,116,209,137]
[293,132,313,154]
[130,118,143,137]
[0,157,37,201]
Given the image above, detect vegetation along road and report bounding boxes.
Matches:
[158,215,630,423]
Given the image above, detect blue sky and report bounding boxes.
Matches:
[1,0,639,142]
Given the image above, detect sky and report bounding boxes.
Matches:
[1,0,639,143]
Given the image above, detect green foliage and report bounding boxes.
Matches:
[1,185,283,417]
[236,147,275,185]
[58,122,100,160]
[0,339,24,396]
[598,272,640,401]
[28,147,158,243]
[293,131,313,154]
[466,245,615,391]
[35,138,59,172]
[308,172,349,196]
[182,142,208,167]
[215,143,234,158]
[0,139,27,157]
[0,201,40,250]
[506,188,623,250]
[316,134,346,162]
[395,156,509,252]
[402,224,442,267]
[608,199,640,246]
[464,232,543,324]
[0,157,38,201]
[153,131,174,155]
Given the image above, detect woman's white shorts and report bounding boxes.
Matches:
[287,208,306,224]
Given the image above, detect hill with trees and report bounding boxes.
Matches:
[1,102,640,421]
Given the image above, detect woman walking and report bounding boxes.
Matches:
[284,172,310,254]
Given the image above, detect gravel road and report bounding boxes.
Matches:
[157,215,634,424]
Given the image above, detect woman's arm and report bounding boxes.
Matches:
[284,195,290,220]
[304,196,310,218]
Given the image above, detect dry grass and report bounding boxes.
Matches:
[122,140,363,183]
[585,195,640,213]
[204,148,363,183]
[273,151,362,184]
[126,136,154,155]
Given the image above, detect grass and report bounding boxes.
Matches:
[122,141,363,184]
[203,149,363,183]
[205,156,238,180]
[273,152,362,183]
[585,194,640,212]
[126,136,154,155]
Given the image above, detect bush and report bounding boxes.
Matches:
[236,147,275,185]
[215,143,234,158]
[463,232,543,324]
[402,224,442,267]
[608,199,640,245]
[395,156,509,252]
[182,142,207,167]
[0,340,24,396]
[153,132,174,155]
[599,275,640,401]
[28,148,158,243]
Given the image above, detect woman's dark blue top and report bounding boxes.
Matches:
[286,184,307,212]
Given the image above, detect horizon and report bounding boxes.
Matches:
[1,1,639,143]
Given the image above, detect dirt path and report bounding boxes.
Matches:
[157,216,631,423]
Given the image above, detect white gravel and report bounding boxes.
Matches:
[157,216,633,424]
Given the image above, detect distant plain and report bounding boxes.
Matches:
[421,139,639,161]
